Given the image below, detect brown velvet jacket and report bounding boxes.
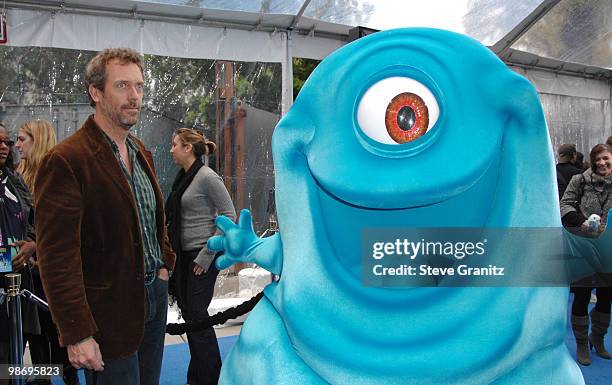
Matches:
[34,115,176,359]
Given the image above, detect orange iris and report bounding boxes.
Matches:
[384,92,429,144]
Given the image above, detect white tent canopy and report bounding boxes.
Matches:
[3,0,611,113]
[4,0,611,68]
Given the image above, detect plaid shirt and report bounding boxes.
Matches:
[101,132,163,274]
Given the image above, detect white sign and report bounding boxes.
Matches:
[0,13,7,44]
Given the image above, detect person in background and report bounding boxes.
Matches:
[575,151,587,171]
[15,119,78,385]
[560,143,612,366]
[165,128,236,385]
[35,48,175,385]
[16,120,57,195]
[0,123,39,385]
[556,143,583,199]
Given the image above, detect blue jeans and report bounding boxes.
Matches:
[84,353,139,385]
[85,275,168,385]
[139,275,168,385]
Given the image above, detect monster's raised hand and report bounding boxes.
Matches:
[209,209,283,275]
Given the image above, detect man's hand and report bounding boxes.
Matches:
[11,240,36,271]
[67,337,104,371]
[193,263,205,276]
[158,267,169,281]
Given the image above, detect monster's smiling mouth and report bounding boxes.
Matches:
[308,155,500,280]
[312,171,446,211]
[307,143,498,210]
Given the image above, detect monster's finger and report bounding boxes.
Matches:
[216,215,236,232]
[208,235,225,251]
[238,209,253,230]
[215,254,234,270]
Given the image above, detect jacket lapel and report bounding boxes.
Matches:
[83,116,137,206]
[82,116,166,244]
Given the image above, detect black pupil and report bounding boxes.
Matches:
[397,106,416,131]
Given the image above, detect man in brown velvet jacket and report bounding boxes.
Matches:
[35,48,175,385]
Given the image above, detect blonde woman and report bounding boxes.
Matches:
[16,119,57,195]
[15,119,78,384]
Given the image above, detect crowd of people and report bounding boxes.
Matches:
[0,48,234,385]
[557,140,612,367]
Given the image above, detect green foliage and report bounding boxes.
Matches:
[0,46,94,105]
[0,46,282,130]
[132,56,281,128]
[235,62,282,114]
[293,57,320,99]
[144,55,217,129]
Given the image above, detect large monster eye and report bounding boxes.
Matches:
[357,77,439,145]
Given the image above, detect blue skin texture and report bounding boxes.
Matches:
[208,28,590,384]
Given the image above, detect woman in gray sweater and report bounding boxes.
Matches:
[165,128,236,385]
[560,143,612,366]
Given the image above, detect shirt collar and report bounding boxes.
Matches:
[99,129,138,153]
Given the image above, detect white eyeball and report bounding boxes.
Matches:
[357,77,439,145]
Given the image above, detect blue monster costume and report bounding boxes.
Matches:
[209,28,588,384]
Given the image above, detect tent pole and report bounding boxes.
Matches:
[491,0,562,56]
[282,30,294,116]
